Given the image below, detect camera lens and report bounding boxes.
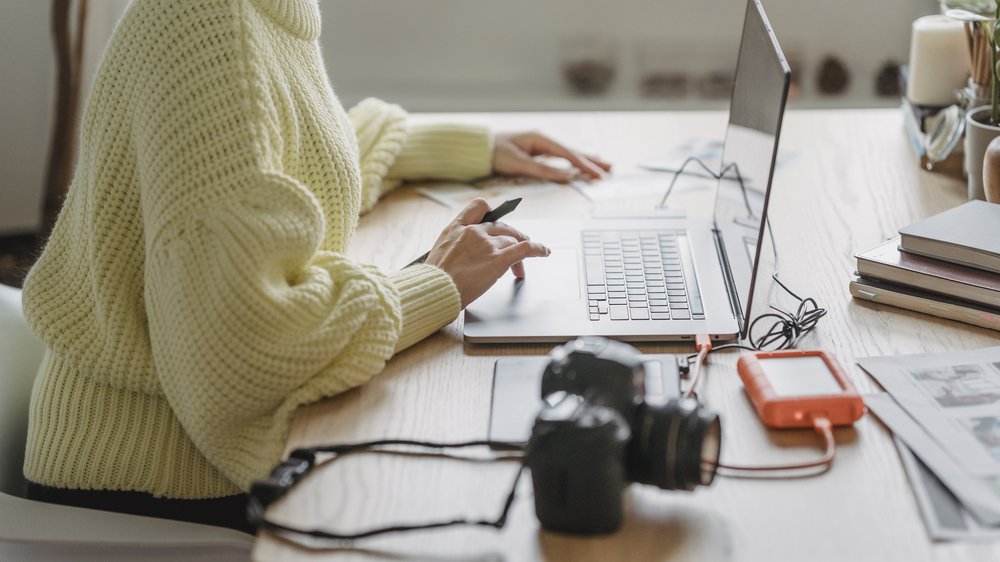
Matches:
[625,398,721,490]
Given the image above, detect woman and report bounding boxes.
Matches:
[21,0,609,534]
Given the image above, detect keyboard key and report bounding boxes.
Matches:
[628,294,648,302]
[629,301,648,308]
[589,306,599,314]
[585,256,605,285]
[588,286,607,295]
[672,309,690,320]
[589,293,607,301]
[650,306,670,313]
[590,314,600,321]
[649,299,668,307]
[610,305,630,320]
[651,313,671,320]
[676,234,705,316]
[598,303,609,314]
[630,307,650,320]
[627,288,647,295]
[609,298,628,305]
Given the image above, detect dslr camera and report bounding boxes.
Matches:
[525,337,721,535]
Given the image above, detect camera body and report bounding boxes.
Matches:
[525,337,721,535]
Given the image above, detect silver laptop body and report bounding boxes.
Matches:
[464,0,791,343]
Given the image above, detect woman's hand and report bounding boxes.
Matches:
[492,131,612,183]
[425,198,550,308]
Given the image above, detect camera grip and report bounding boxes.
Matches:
[526,404,630,535]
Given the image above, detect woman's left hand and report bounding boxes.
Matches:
[492,131,612,183]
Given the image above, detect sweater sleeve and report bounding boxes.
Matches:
[144,174,460,490]
[348,98,494,214]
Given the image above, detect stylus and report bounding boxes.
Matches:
[406,197,523,268]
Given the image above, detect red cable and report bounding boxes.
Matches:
[707,417,836,479]
[682,334,712,400]
[684,335,838,478]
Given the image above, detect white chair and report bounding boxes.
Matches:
[0,283,255,561]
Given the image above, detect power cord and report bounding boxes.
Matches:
[660,156,833,478]
[708,417,835,479]
[247,440,525,543]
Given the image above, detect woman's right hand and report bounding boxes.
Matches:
[424,198,550,308]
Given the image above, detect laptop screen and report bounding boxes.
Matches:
[713,0,790,336]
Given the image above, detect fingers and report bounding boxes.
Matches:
[481,221,530,242]
[498,240,551,270]
[586,154,614,172]
[455,198,491,225]
[482,224,547,279]
[509,158,576,183]
[529,134,607,180]
[511,261,526,279]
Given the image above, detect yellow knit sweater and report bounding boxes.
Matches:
[21,0,491,499]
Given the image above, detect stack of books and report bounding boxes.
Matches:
[850,200,1000,331]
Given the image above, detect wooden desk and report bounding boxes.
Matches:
[253,109,999,562]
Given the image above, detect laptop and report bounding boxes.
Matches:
[464,0,790,343]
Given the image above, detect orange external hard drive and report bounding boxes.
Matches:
[736,349,865,429]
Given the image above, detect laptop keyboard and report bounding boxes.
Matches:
[583,230,705,321]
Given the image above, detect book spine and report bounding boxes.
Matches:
[856,259,1000,308]
[850,282,1000,332]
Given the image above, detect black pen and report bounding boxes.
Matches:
[406,197,523,268]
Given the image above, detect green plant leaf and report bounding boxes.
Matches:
[944,0,997,16]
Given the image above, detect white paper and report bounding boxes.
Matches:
[858,348,1000,476]
[416,179,560,209]
[894,437,1000,541]
[639,137,724,175]
[570,172,714,203]
[639,136,797,175]
[864,393,1000,526]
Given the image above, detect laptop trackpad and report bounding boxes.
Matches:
[480,248,580,302]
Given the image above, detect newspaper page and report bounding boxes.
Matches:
[894,436,1000,541]
[865,393,1000,527]
[858,348,1000,477]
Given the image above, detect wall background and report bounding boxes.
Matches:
[322,0,938,111]
[0,0,940,233]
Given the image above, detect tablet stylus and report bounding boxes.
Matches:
[406,197,523,268]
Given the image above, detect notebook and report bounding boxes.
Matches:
[856,237,1000,308]
[898,201,1000,274]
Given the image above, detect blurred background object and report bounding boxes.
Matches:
[0,0,939,283]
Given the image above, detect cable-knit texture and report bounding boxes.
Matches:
[20,0,475,498]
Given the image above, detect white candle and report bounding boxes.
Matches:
[907,15,971,107]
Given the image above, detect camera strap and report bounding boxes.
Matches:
[247,439,526,543]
